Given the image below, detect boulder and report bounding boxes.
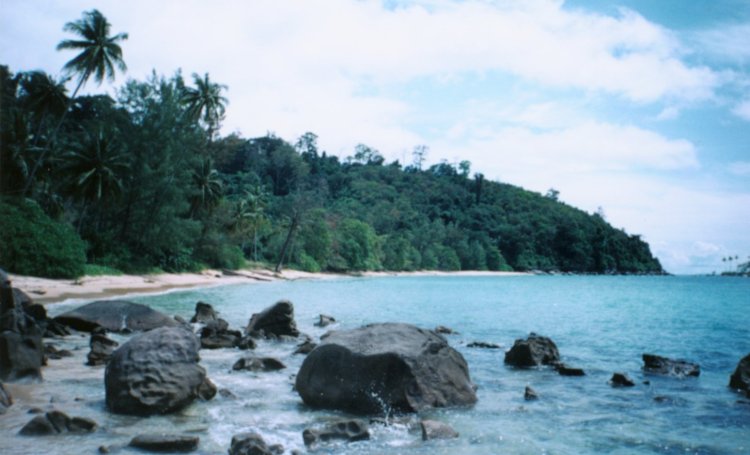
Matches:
[420,420,459,440]
[129,434,200,453]
[295,323,477,415]
[18,410,97,436]
[54,300,177,333]
[467,341,501,349]
[315,314,336,328]
[1,270,44,382]
[504,333,560,367]
[302,420,370,447]
[87,330,119,366]
[190,301,217,324]
[642,354,700,377]
[245,300,299,339]
[199,319,242,349]
[524,386,539,401]
[229,432,278,455]
[105,327,213,415]
[232,357,285,372]
[610,372,635,387]
[729,353,750,397]
[0,382,12,414]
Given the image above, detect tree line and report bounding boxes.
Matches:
[0,9,664,278]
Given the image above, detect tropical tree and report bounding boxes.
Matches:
[19,71,69,142]
[229,185,268,261]
[190,158,223,217]
[181,72,228,141]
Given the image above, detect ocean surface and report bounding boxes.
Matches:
[2,275,749,454]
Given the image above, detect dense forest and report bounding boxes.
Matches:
[0,10,663,279]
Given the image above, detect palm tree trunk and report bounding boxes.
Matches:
[275,213,299,273]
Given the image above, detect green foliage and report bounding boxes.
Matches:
[330,218,381,271]
[83,264,123,276]
[0,198,86,278]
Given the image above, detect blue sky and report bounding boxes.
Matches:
[2,0,749,274]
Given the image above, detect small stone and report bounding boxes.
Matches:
[315,314,336,327]
[129,434,199,452]
[467,341,501,349]
[420,420,459,440]
[524,386,539,401]
[232,357,285,372]
[303,420,370,447]
[229,432,273,455]
[293,340,317,355]
[610,372,635,387]
[435,325,455,334]
[556,363,585,376]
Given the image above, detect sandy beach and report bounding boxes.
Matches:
[6,268,530,305]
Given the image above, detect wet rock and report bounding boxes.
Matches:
[467,341,501,349]
[232,356,285,372]
[105,327,212,415]
[504,333,560,367]
[1,270,44,382]
[190,301,217,323]
[420,420,459,440]
[44,343,73,361]
[642,354,700,377]
[729,353,750,397]
[199,319,242,350]
[54,300,177,333]
[245,300,299,339]
[302,420,370,447]
[524,386,539,401]
[197,377,217,401]
[0,382,12,414]
[315,314,336,327]
[18,410,97,436]
[229,432,276,455]
[610,372,636,387]
[294,340,317,355]
[219,388,237,399]
[236,336,256,350]
[87,330,119,366]
[435,325,456,335]
[556,363,585,376]
[129,434,200,452]
[296,323,477,415]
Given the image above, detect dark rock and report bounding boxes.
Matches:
[420,420,459,440]
[197,377,217,401]
[13,288,34,309]
[0,382,12,414]
[556,363,585,376]
[129,434,200,452]
[0,270,45,382]
[229,432,274,455]
[302,420,370,447]
[296,322,477,415]
[28,407,43,414]
[435,325,456,334]
[293,340,317,355]
[190,301,217,323]
[44,344,74,360]
[87,332,119,366]
[245,300,299,339]
[54,300,177,333]
[232,357,285,372]
[467,341,501,349]
[200,319,242,350]
[504,333,560,367]
[524,386,538,401]
[219,388,237,399]
[315,314,336,327]
[729,353,750,396]
[19,410,97,436]
[236,336,256,350]
[105,327,212,415]
[610,372,635,387]
[642,354,700,377]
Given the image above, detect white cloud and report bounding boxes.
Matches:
[732,99,750,121]
[693,22,750,64]
[728,161,750,176]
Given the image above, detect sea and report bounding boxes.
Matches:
[1,275,749,454]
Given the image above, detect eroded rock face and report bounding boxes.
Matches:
[245,300,299,339]
[229,432,279,455]
[303,420,370,447]
[295,323,477,415]
[504,333,560,367]
[420,420,458,441]
[729,353,750,397]
[642,354,700,377]
[54,300,177,333]
[104,327,212,415]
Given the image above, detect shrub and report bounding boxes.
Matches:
[0,198,86,278]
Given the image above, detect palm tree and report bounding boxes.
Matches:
[19,71,69,141]
[181,73,228,141]
[229,186,268,261]
[24,9,127,196]
[190,158,223,217]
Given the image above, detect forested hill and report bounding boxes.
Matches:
[0,67,663,278]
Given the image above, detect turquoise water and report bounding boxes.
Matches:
[2,276,749,454]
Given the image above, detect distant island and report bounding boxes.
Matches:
[0,10,663,279]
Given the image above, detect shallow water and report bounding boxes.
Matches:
[2,275,749,454]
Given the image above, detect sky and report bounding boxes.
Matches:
[2,0,749,274]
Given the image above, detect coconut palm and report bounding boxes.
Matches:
[19,71,69,137]
[181,72,228,141]
[190,158,223,216]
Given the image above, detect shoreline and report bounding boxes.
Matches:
[8,269,530,305]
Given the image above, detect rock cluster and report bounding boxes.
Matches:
[642,354,700,377]
[19,409,97,436]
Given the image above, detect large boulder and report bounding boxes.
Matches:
[104,326,213,415]
[729,353,750,397]
[54,300,177,333]
[245,300,299,339]
[0,269,44,382]
[295,323,477,415]
[642,354,700,377]
[504,333,560,367]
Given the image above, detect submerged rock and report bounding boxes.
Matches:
[229,432,279,455]
[315,314,336,327]
[420,420,459,440]
[54,300,177,333]
[467,341,501,349]
[729,353,750,397]
[610,372,636,387]
[504,333,560,367]
[524,386,539,401]
[105,327,213,415]
[296,322,477,415]
[302,420,370,447]
[245,300,299,339]
[642,354,700,377]
[435,325,456,335]
[232,356,286,372]
[129,434,199,452]
[19,410,97,436]
[556,363,585,376]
